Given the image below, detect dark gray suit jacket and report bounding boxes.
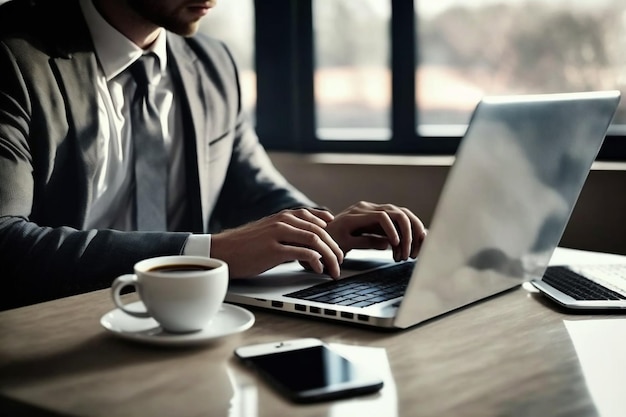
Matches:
[0,0,316,310]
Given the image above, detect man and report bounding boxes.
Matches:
[0,0,426,311]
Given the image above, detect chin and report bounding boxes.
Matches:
[168,20,201,37]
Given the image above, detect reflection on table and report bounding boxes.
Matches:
[0,247,625,417]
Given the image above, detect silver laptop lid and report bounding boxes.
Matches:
[394,91,621,328]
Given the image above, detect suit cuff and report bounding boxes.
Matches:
[182,234,212,257]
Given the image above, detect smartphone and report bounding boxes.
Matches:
[234,338,384,403]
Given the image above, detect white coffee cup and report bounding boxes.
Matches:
[111,256,228,333]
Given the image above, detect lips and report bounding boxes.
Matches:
[185,2,214,17]
[187,1,215,10]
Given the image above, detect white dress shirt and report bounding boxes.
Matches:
[79,0,211,256]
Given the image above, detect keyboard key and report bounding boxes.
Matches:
[542,266,626,301]
[284,261,415,307]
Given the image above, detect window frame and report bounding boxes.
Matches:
[253,0,626,160]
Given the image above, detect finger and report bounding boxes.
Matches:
[383,212,411,261]
[282,246,326,274]
[289,208,335,227]
[278,224,342,278]
[372,211,401,248]
[306,208,335,223]
[284,216,344,265]
[412,228,428,258]
[384,206,426,261]
[274,209,326,230]
[298,260,316,273]
[273,211,342,264]
[346,212,399,242]
[400,207,427,258]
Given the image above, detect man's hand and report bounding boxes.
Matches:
[325,201,427,261]
[211,208,344,279]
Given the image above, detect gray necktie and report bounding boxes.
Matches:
[129,54,167,231]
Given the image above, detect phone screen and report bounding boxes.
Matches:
[237,343,383,402]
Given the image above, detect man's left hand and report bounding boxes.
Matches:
[325,201,427,262]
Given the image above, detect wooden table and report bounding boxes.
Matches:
[1,248,625,417]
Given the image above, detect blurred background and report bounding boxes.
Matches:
[197,0,626,256]
[200,0,626,140]
[1,0,623,253]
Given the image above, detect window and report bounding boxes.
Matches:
[416,0,626,138]
[313,0,391,140]
[240,0,626,159]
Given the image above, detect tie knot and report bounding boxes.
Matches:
[129,54,157,88]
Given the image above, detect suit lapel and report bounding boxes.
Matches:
[53,53,101,227]
[54,52,100,171]
[167,35,210,233]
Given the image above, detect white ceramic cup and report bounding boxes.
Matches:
[111,256,229,333]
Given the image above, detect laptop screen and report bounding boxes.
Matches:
[395,91,620,328]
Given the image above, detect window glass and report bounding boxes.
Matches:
[198,0,256,120]
[416,0,626,135]
[313,0,391,140]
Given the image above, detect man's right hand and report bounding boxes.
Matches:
[210,208,344,279]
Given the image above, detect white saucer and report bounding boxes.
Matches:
[100,302,255,347]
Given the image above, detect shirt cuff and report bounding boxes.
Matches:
[182,234,212,257]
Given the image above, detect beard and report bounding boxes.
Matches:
[126,0,203,37]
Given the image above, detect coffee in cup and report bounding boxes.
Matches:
[111,256,228,333]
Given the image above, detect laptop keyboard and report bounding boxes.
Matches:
[542,265,626,301]
[284,261,415,308]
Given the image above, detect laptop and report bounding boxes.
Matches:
[533,264,626,310]
[226,90,621,329]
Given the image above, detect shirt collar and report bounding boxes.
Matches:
[79,0,168,81]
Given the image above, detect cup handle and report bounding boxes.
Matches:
[111,274,150,318]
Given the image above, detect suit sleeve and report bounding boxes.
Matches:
[210,111,321,230]
[0,41,190,311]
